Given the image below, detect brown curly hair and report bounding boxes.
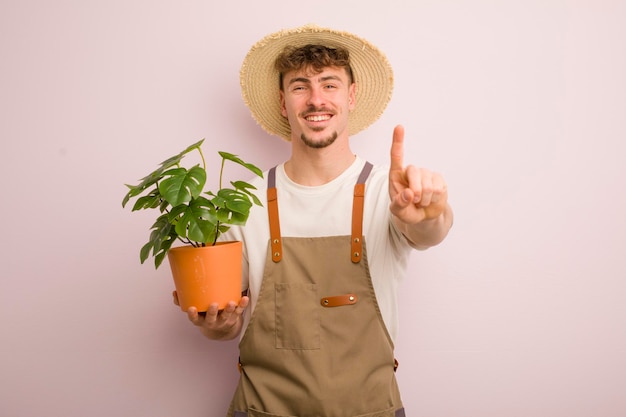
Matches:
[274,44,354,90]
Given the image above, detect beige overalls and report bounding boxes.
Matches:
[228,163,405,417]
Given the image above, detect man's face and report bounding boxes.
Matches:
[279,66,356,148]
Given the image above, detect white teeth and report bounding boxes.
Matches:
[306,115,331,122]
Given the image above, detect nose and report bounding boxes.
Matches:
[306,86,326,108]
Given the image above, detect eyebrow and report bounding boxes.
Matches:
[287,75,344,86]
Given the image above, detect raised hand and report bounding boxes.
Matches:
[388,124,449,225]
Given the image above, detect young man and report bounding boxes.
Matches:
[177,25,453,417]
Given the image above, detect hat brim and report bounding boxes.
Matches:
[240,24,394,141]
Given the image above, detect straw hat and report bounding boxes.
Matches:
[240,24,394,140]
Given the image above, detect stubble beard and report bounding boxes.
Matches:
[300,130,338,149]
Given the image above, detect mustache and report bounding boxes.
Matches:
[301,106,336,117]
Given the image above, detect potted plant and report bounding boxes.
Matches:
[122,139,263,311]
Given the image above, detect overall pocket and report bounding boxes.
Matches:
[274,283,320,349]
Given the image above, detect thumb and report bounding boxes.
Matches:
[390,188,414,213]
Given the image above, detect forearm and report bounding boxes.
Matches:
[394,203,453,250]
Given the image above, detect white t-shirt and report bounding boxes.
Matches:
[222,157,412,343]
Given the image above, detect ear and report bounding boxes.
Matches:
[280,90,288,117]
[348,83,356,111]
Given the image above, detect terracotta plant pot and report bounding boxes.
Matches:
[167,241,243,312]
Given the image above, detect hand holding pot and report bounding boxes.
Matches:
[173,291,250,341]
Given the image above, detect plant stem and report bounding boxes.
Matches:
[178,236,199,247]
[218,154,225,190]
[196,143,215,247]
[197,145,206,171]
[209,153,227,246]
[212,221,220,246]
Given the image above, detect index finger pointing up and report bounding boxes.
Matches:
[390,124,405,171]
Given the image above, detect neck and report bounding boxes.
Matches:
[284,138,356,186]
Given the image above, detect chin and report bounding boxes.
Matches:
[300,131,338,149]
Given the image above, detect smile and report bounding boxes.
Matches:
[305,114,332,122]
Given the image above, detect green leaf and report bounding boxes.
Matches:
[154,237,175,269]
[218,189,253,212]
[209,193,226,209]
[217,224,231,234]
[157,139,204,169]
[216,208,249,225]
[213,188,253,225]
[158,166,206,206]
[218,151,263,178]
[173,197,218,244]
[139,240,153,264]
[231,180,263,206]
[122,139,205,207]
[139,214,178,269]
[131,187,162,211]
[167,203,188,221]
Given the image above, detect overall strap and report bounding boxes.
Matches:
[267,161,374,264]
[351,162,373,263]
[267,167,282,263]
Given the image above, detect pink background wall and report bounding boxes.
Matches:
[2,1,625,416]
